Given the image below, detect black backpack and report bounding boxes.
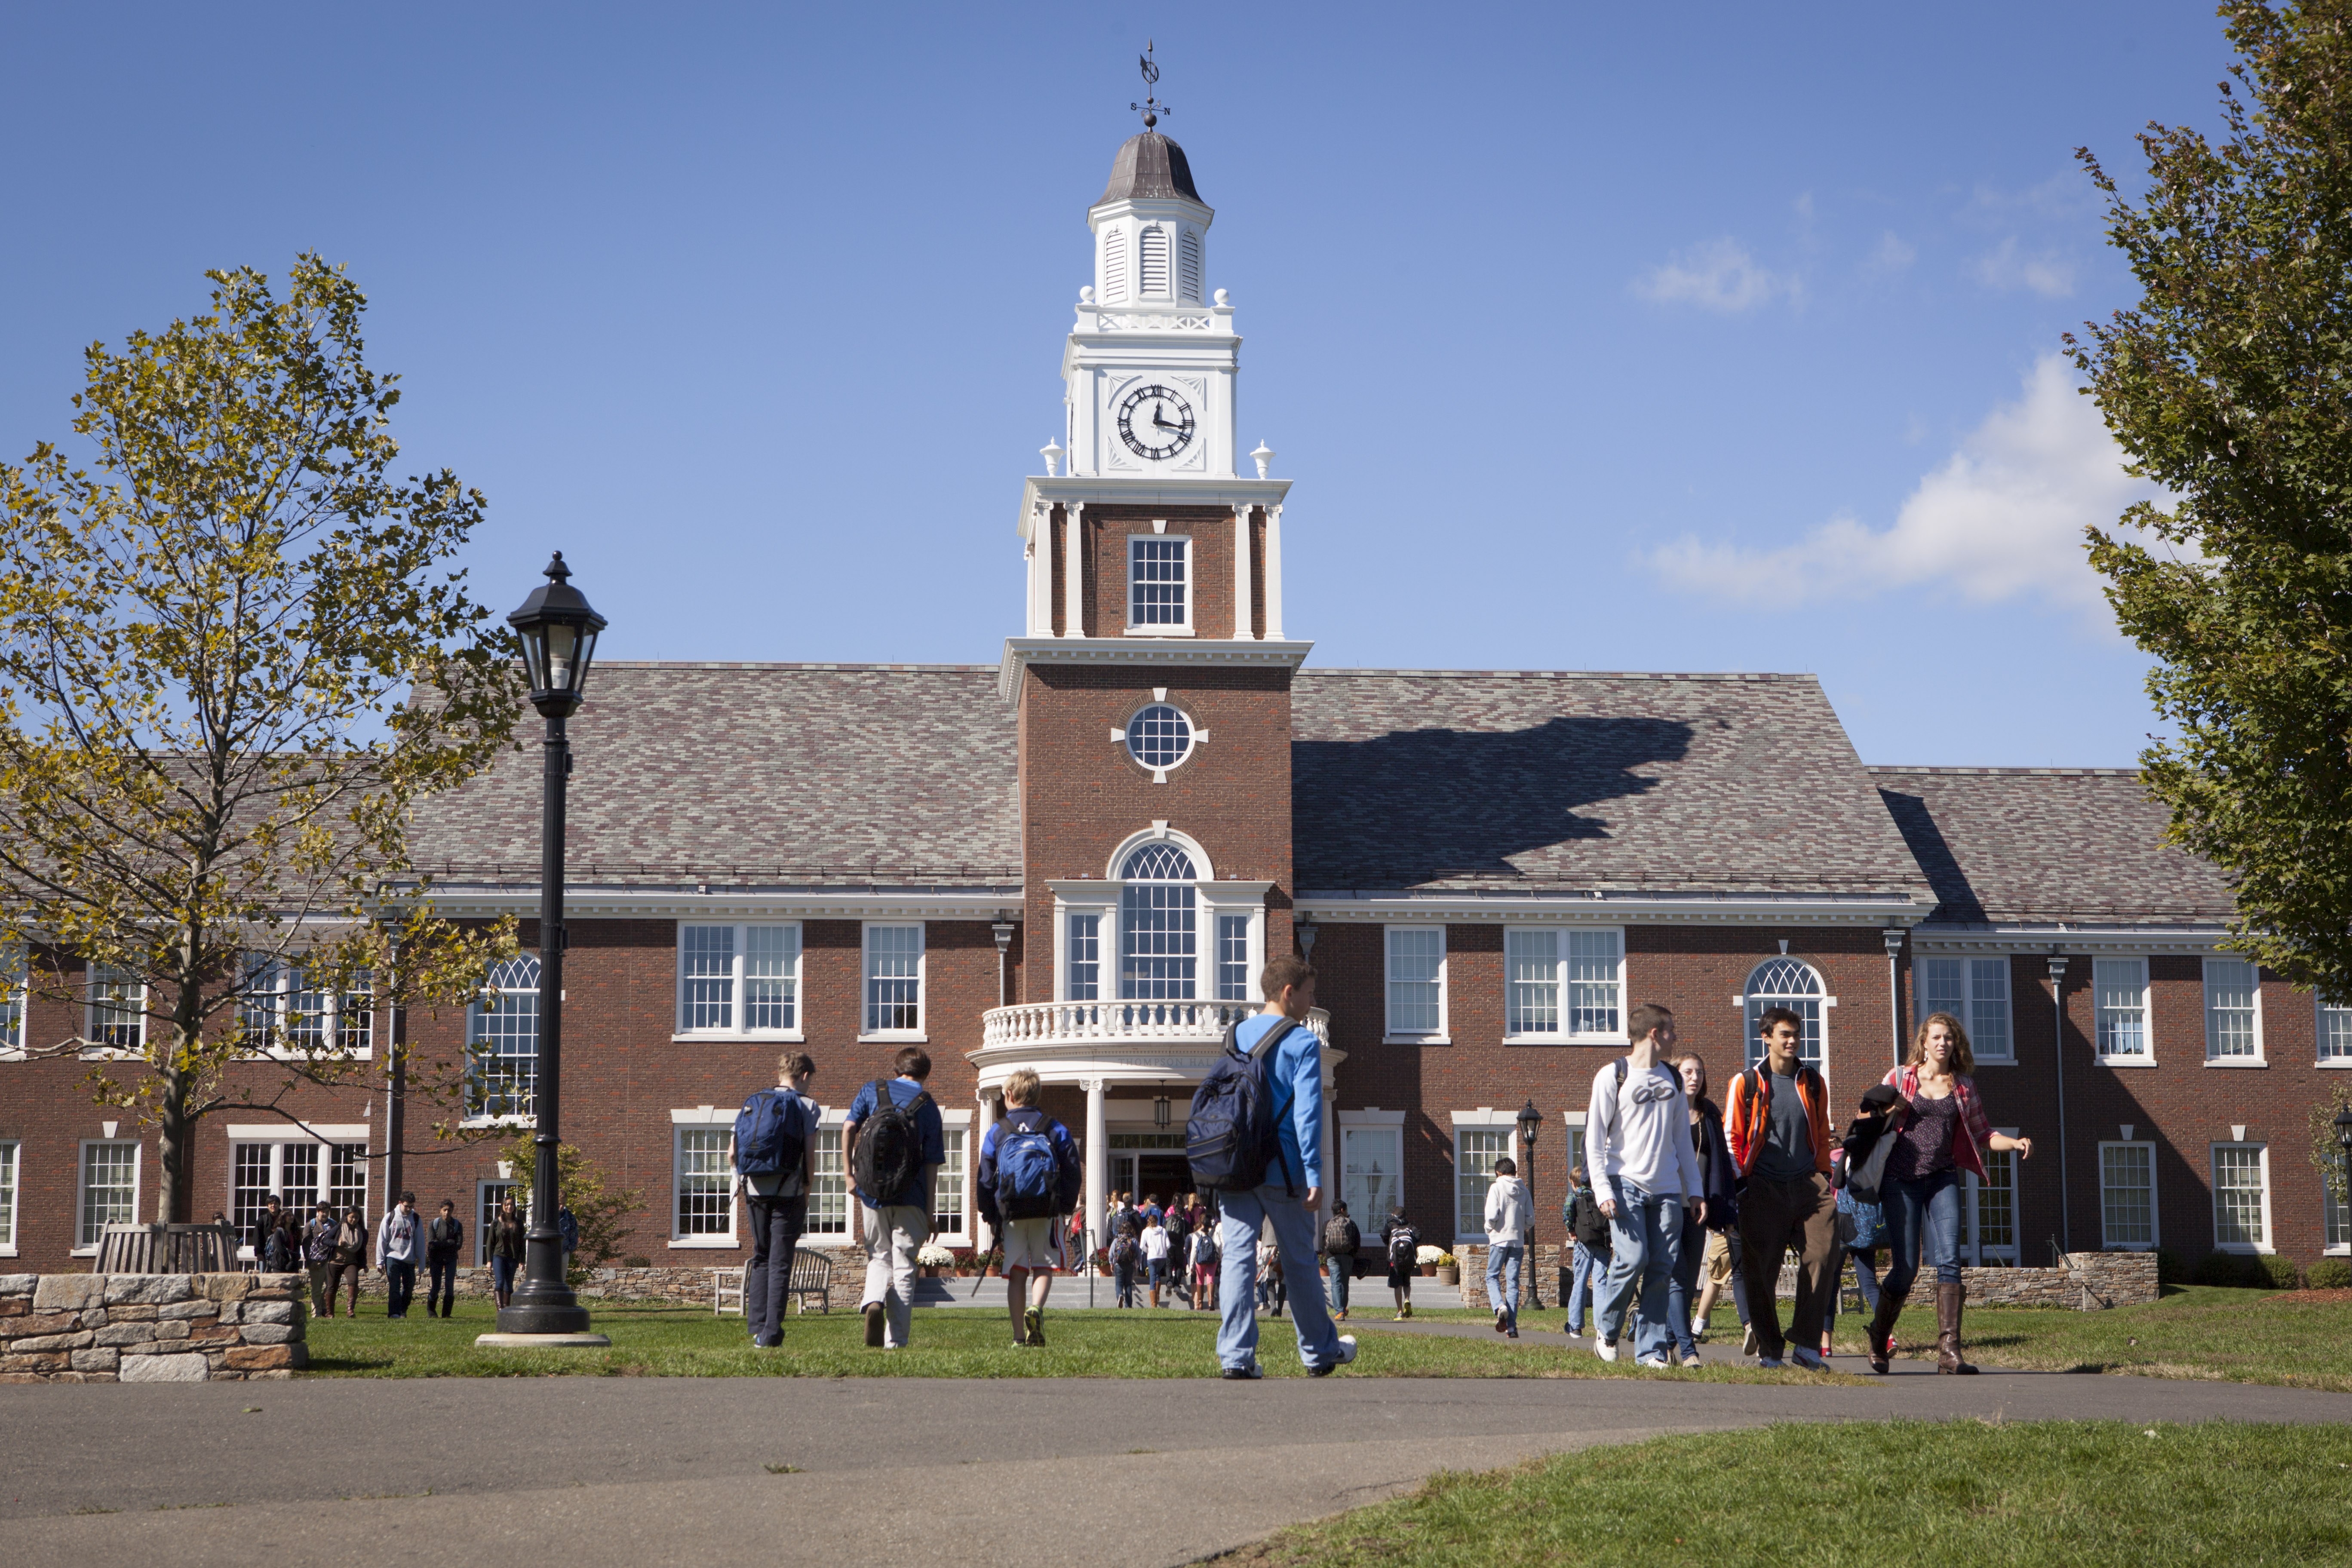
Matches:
[851,1080,934,1201]
[1386,1222,1419,1269]
[1185,1016,1298,1194]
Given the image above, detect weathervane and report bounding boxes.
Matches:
[1131,39,1170,129]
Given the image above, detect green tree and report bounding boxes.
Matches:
[496,1132,646,1283]
[0,255,522,1222]
[2071,1,2352,999]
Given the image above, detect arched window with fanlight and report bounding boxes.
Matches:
[1743,957,1825,1071]
[1119,843,1197,1000]
[467,955,540,1120]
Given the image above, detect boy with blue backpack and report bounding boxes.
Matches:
[1185,954,1357,1379]
[845,1047,947,1350]
[977,1067,1081,1347]
[734,1051,818,1349]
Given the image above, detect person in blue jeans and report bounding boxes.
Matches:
[1664,1053,1740,1366]
[1482,1157,1531,1337]
[1213,955,1359,1379]
[1586,1003,1705,1368]
[1562,1166,1610,1337]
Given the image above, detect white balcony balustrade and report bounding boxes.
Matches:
[980,1000,1329,1049]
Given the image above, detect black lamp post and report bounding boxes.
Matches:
[494,553,608,1340]
[1516,1099,1543,1309]
[2335,1106,2352,1234]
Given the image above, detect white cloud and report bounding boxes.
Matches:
[1633,238,1797,313]
[1644,354,2158,615]
[1972,236,2074,297]
[1864,231,1916,276]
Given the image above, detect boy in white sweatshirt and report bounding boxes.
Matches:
[1587,1003,1704,1368]
[1482,1157,1534,1337]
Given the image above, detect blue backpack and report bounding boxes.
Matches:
[733,1089,806,1179]
[995,1108,1065,1220]
[1185,1016,1299,1194]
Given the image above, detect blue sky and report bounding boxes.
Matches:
[0,3,2233,764]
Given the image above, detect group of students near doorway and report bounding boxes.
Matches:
[1535,999,2029,1372]
[234,1185,556,1321]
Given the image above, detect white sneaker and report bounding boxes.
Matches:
[1336,1334,1357,1365]
[1790,1347,1829,1371]
[1595,1338,1619,1363]
[1635,1352,1673,1370]
[1756,1355,1785,1369]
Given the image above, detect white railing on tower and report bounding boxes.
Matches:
[980,1000,1330,1049]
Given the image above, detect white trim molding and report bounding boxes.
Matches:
[1913,924,2233,957]
[1000,636,1315,700]
[411,889,1019,921]
[1297,892,1928,929]
[222,1123,370,1142]
[1448,1108,1523,1129]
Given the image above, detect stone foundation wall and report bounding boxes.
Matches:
[327,1248,873,1312]
[0,1273,308,1383]
[1766,1249,2160,1309]
[1452,1243,1565,1307]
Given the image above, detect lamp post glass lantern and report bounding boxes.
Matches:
[489,553,609,1342]
[2335,1106,2352,1210]
[1516,1099,1542,1308]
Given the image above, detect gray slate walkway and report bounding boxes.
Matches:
[4,1365,2346,1566]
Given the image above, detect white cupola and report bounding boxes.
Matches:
[1088,131,1212,306]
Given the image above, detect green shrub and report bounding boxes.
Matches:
[2306,1256,2352,1289]
[2193,1250,2249,1286]
[2155,1247,2186,1286]
[2254,1253,2299,1290]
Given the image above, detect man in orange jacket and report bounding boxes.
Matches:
[1723,1007,1836,1369]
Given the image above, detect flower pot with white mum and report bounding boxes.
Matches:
[1416,1243,1443,1278]
[916,1242,955,1278]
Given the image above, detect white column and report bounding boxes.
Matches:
[973,1090,999,1255]
[1062,501,1087,638]
[1320,1085,1338,1232]
[1027,503,1053,637]
[1232,506,1255,640]
[1263,503,1285,640]
[1083,1077,1108,1274]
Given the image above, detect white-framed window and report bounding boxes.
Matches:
[2202,958,2263,1064]
[2324,1180,2349,1255]
[1505,928,1621,1041]
[1385,926,1447,1041]
[1563,1115,1588,1192]
[466,954,541,1122]
[807,1108,850,1237]
[238,957,375,1057]
[1744,957,1827,1069]
[1340,1121,1403,1227]
[1916,955,2012,1062]
[77,1139,140,1250]
[85,963,145,1055]
[1127,535,1192,632]
[328,1142,368,1216]
[1120,844,1196,1000]
[676,922,803,1039]
[2319,1001,2352,1065]
[1214,914,1250,1002]
[2211,1143,2271,1252]
[230,1131,370,1246]
[0,944,25,1060]
[0,1139,18,1255]
[1960,1135,2018,1264]
[2099,1141,2157,1250]
[672,1122,736,1246]
[2093,958,2151,1062]
[931,1128,967,1241]
[1453,1120,1514,1242]
[862,924,925,1039]
[1067,913,1102,1001]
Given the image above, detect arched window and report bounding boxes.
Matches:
[468,955,540,1119]
[1743,957,1824,1070]
[1179,228,1202,301]
[1139,226,1170,297]
[1119,843,1196,999]
[1100,227,1129,303]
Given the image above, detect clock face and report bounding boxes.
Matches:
[1116,383,1196,460]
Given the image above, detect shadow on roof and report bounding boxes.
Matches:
[1876,787,1986,923]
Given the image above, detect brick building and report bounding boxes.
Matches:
[1,126,2345,1281]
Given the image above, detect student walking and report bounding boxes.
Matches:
[976,1067,1080,1347]
[735,1052,819,1349]
[1866,1013,2034,1375]
[1142,1215,1171,1307]
[1381,1206,1419,1319]
[1164,1200,1193,1306]
[302,1200,340,1318]
[1587,1003,1704,1369]
[425,1200,464,1319]
[1483,1156,1533,1337]
[488,1194,526,1309]
[245,1194,287,1273]
[1108,1194,1141,1307]
[1820,1150,1882,1356]
[1666,1053,1740,1365]
[1321,1200,1360,1322]
[329,1205,368,1317]
[375,1192,424,1319]
[845,1047,947,1350]
[1561,1167,1610,1337]
[1725,1008,1837,1370]
[1188,1224,1219,1311]
[1195,955,1356,1378]
[1256,1238,1286,1317]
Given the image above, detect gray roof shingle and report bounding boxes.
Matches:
[1292,670,1929,897]
[1869,767,2234,926]
[408,663,1019,886]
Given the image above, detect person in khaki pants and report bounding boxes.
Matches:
[1724,1008,1837,1370]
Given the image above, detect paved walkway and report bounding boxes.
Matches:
[5,1363,2346,1566]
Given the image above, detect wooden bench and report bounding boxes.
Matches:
[713,1251,832,1316]
[97,1223,239,1275]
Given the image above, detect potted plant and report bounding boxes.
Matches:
[982,1248,1005,1278]
[1434,1252,1459,1286]
[917,1243,955,1278]
[1415,1243,1443,1278]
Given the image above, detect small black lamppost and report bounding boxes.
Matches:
[1516,1099,1543,1309]
[491,553,608,1341]
[2334,1106,2352,1239]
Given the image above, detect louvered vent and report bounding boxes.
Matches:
[1179,229,1202,301]
[1101,228,1129,303]
[1139,227,1170,297]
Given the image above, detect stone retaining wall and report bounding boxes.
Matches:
[0,1273,308,1382]
[326,1248,872,1311]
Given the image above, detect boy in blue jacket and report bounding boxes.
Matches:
[977,1066,1081,1347]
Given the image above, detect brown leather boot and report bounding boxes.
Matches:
[1934,1281,1977,1374]
[1866,1289,1906,1375]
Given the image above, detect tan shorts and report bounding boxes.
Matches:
[1703,1228,1735,1287]
[1000,1216,1067,1273]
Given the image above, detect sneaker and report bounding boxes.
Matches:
[1790,1347,1829,1372]
[1636,1352,1673,1369]
[1494,1309,1508,1334]
[1400,1304,1412,1319]
[1741,1324,1758,1357]
[1222,1363,1264,1380]
[1023,1307,1044,1347]
[1756,1355,1785,1369]
[1393,1311,1407,1321]
[1595,1338,1620,1363]
[1308,1335,1359,1376]
[863,1303,886,1348]
[1506,1326,1519,1339]
[1563,1323,1584,1338]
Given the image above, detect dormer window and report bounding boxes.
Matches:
[1128,536,1191,632]
[1139,227,1170,297]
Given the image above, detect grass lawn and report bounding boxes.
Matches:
[301,1298,1868,1381]
[1221,1419,2352,1567]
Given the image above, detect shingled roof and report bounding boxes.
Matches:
[1292,670,1930,899]
[408,663,1020,887]
[1870,767,2234,927]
